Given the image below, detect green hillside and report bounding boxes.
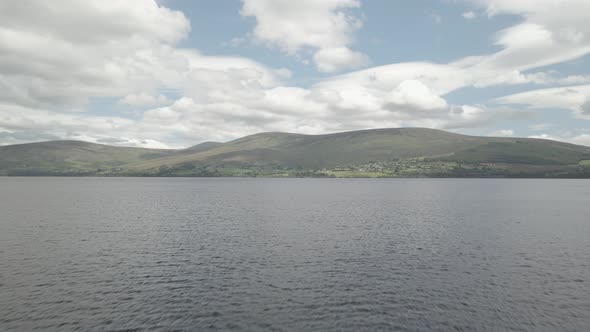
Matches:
[2,128,590,177]
[127,128,489,170]
[441,139,590,165]
[0,140,174,175]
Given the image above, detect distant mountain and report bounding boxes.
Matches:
[0,140,174,175]
[2,128,590,177]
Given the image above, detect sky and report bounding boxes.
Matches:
[1,0,590,148]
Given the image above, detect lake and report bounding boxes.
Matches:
[1,178,589,331]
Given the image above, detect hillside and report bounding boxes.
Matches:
[127,128,488,170]
[0,140,174,175]
[2,128,590,177]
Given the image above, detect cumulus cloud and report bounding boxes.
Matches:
[240,0,368,72]
[1,0,521,148]
[0,0,287,110]
[385,80,449,112]
[0,0,191,108]
[1,0,590,148]
[0,0,293,146]
[313,47,369,73]
[311,0,590,122]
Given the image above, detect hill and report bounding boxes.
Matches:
[2,128,590,177]
[126,128,482,170]
[0,140,174,175]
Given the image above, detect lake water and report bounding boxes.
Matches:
[1,178,589,331]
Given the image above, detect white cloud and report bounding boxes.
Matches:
[465,0,590,71]
[494,84,590,119]
[240,0,368,72]
[119,92,171,107]
[1,0,589,148]
[313,47,369,73]
[385,80,449,112]
[0,0,191,108]
[488,129,514,137]
[557,75,590,85]
[309,0,590,114]
[0,0,287,109]
[495,23,552,49]
[463,11,477,19]
[0,1,190,44]
[0,0,514,147]
[316,62,467,97]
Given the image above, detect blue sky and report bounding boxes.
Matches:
[1,0,590,148]
[166,0,522,83]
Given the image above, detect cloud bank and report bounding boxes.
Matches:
[0,0,589,147]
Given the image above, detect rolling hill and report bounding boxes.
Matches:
[2,128,590,177]
[0,140,175,175]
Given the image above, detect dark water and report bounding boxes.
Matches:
[1,178,589,331]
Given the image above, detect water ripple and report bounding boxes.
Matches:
[1,178,589,331]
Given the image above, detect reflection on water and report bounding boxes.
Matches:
[1,178,589,330]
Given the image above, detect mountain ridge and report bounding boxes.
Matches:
[2,128,590,177]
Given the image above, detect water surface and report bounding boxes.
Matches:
[1,178,589,331]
